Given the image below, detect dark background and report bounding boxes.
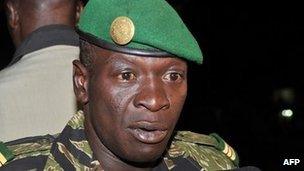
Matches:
[1,1,304,170]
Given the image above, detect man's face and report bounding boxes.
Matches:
[80,46,187,163]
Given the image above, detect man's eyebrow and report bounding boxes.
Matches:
[104,54,139,66]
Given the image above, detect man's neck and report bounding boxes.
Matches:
[84,115,154,171]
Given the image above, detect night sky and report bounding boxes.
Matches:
[1,1,304,170]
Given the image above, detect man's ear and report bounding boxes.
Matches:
[5,0,19,30]
[73,60,89,104]
[75,0,84,24]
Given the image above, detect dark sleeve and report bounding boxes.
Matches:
[171,157,202,171]
[226,166,262,171]
[153,156,202,171]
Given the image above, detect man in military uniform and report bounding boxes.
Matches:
[0,0,240,170]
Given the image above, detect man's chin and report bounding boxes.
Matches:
[123,145,167,164]
[123,152,164,168]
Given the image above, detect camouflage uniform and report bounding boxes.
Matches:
[0,111,239,170]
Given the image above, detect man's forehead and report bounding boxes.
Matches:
[14,0,80,10]
[91,44,186,67]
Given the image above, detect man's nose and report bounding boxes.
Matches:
[133,78,170,112]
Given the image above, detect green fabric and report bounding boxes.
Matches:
[77,0,203,64]
[210,133,239,167]
[209,133,225,151]
[0,141,14,163]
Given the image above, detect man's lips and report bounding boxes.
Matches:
[127,121,168,144]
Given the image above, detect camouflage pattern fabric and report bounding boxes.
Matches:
[0,111,239,171]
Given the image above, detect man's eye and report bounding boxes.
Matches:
[163,73,183,82]
[118,72,136,81]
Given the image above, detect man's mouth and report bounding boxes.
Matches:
[128,122,168,144]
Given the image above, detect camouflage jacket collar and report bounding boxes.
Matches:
[44,110,102,170]
[1,110,239,170]
[40,110,238,170]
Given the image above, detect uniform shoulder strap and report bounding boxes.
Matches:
[166,131,239,170]
[0,134,56,167]
[174,131,218,146]
[0,142,14,167]
[209,133,239,166]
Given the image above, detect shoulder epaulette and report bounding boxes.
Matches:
[169,131,239,170]
[209,133,239,166]
[174,131,218,146]
[0,142,14,166]
[0,134,56,167]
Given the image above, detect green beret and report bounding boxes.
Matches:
[77,0,203,64]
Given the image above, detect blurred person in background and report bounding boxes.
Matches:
[0,0,83,142]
